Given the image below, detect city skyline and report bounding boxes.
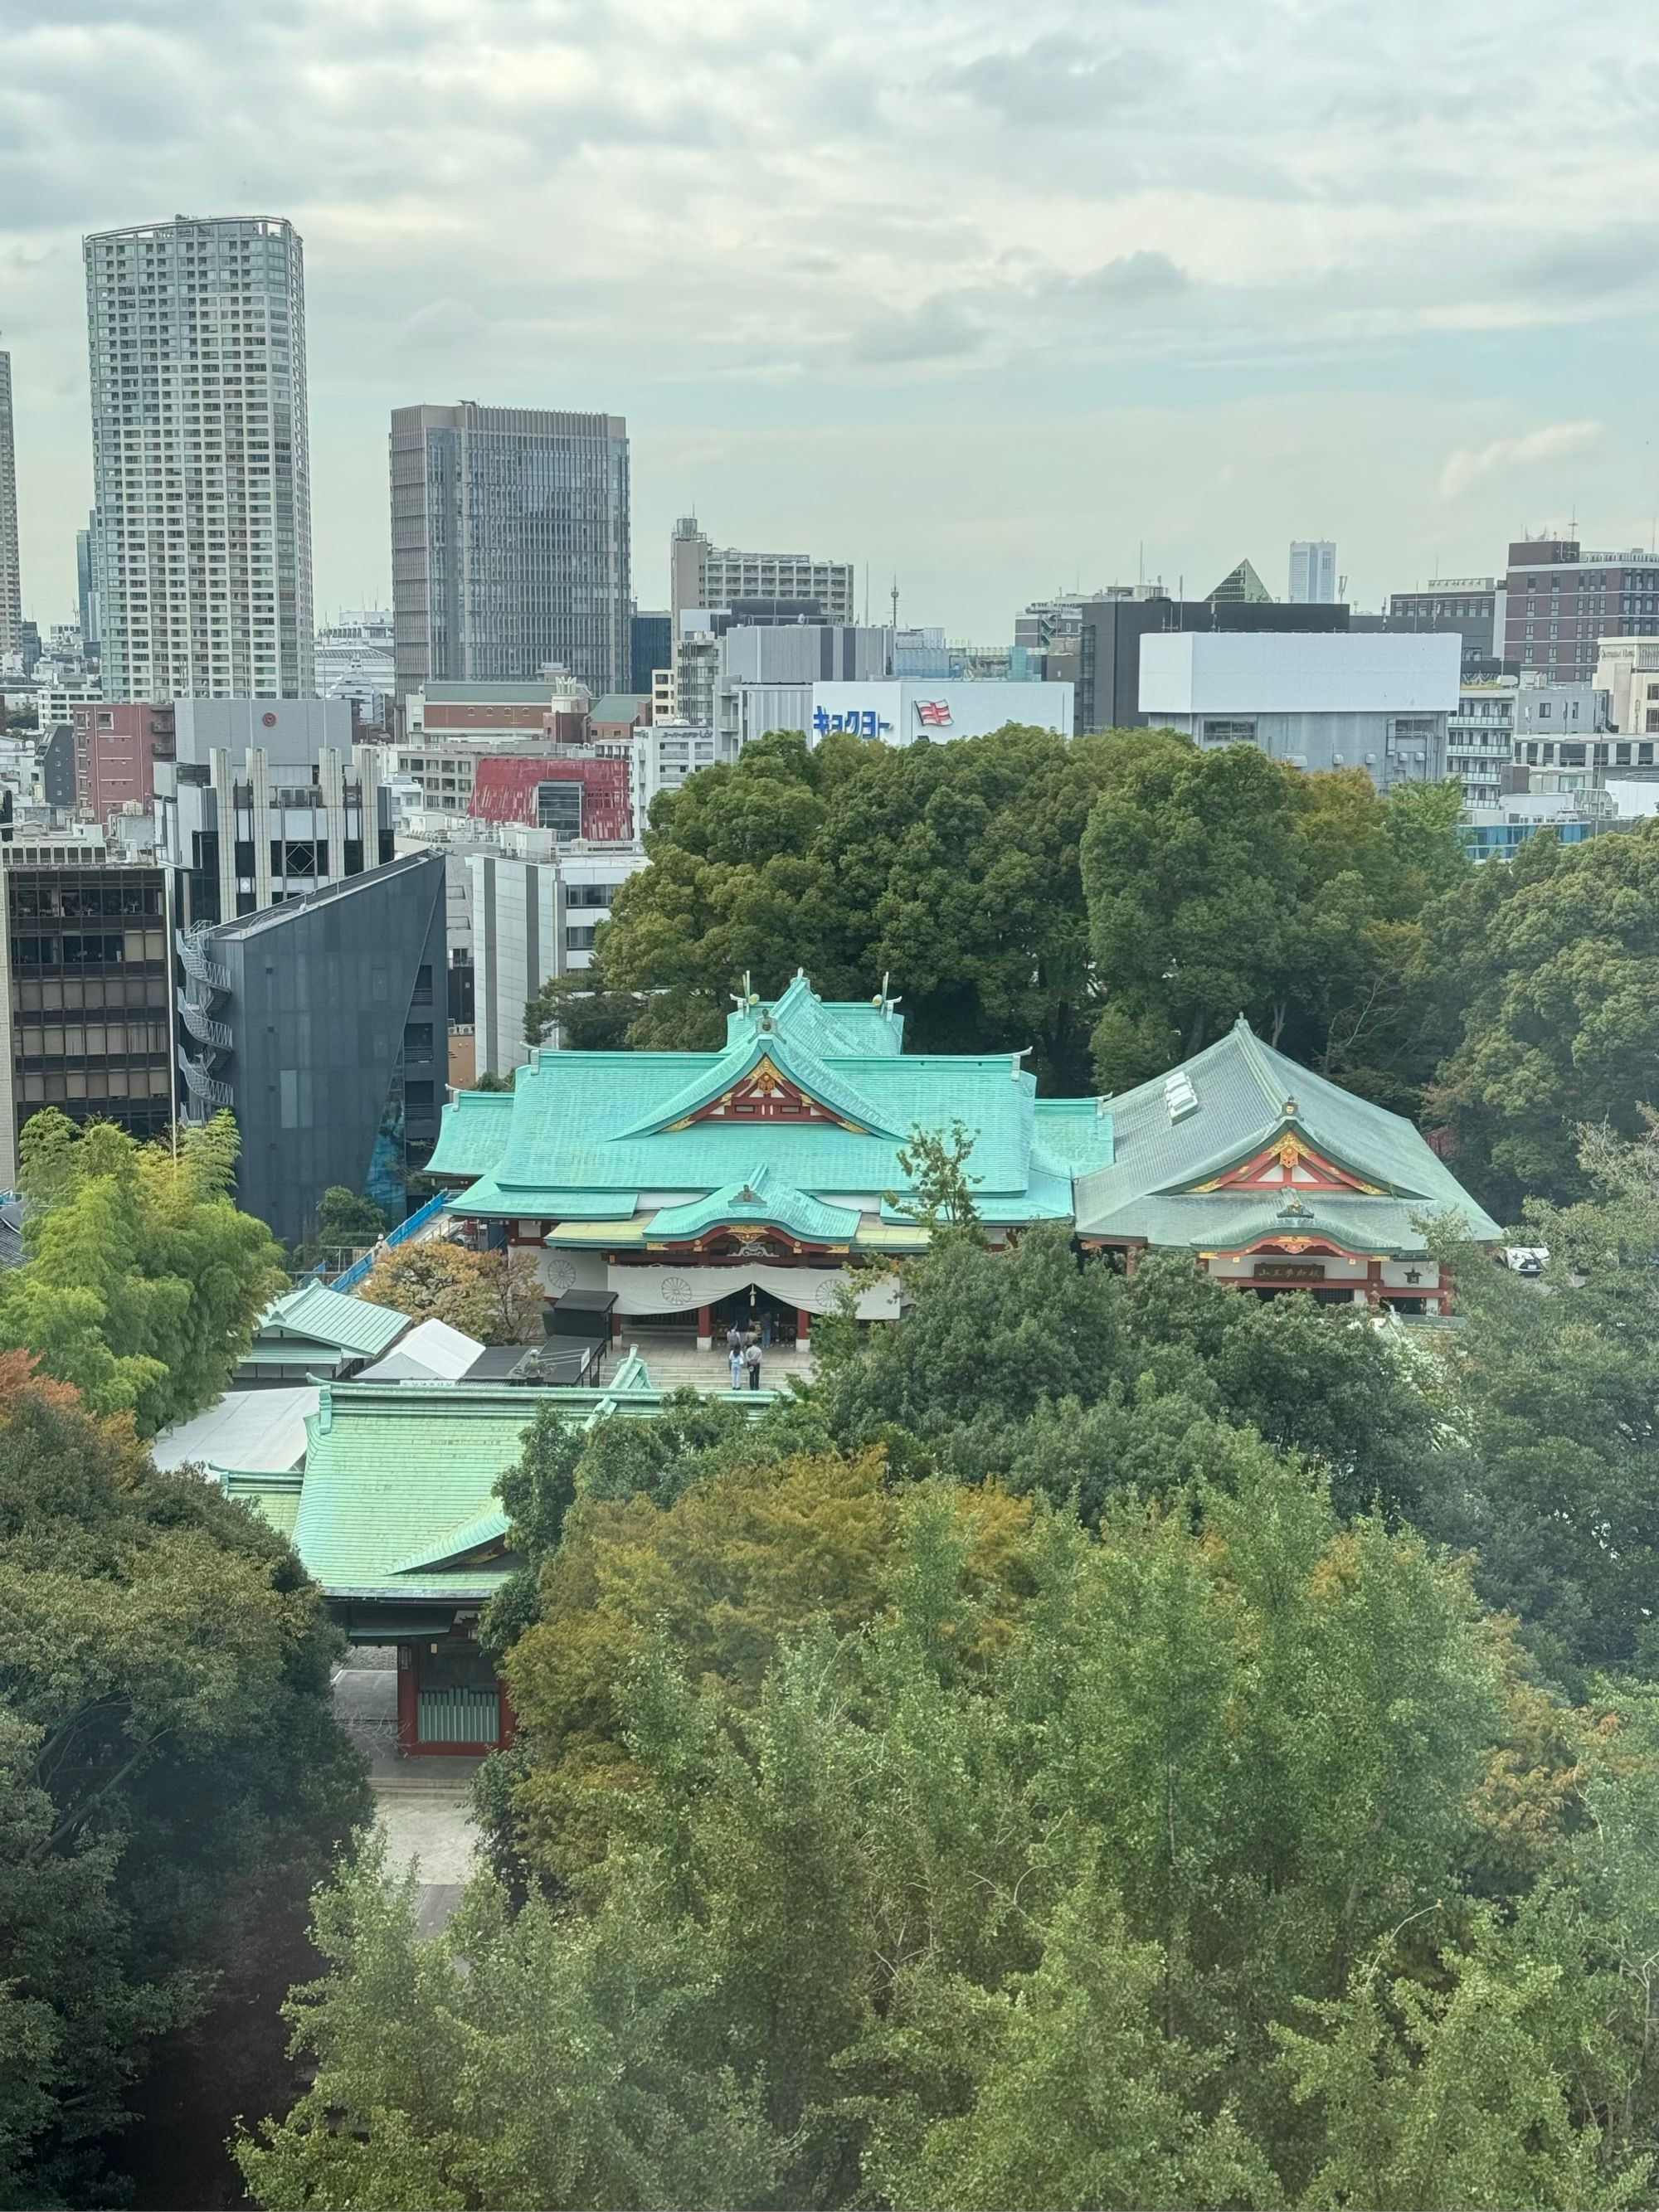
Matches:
[6,0,1659,641]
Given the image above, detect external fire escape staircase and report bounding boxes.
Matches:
[175,926,234,1113]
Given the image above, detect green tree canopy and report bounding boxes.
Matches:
[0,1358,367,2205]
[1423,817,1659,1210]
[0,1110,286,1435]
[591,724,1128,1090]
[239,1446,1659,2210]
[360,1237,541,1345]
[1081,742,1467,1099]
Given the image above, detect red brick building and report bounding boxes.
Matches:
[1504,537,1659,688]
[70,701,173,824]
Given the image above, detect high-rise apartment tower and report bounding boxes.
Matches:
[83,215,314,702]
[0,349,22,659]
[389,403,630,703]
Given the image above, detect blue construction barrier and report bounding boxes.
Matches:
[330,1189,450,1291]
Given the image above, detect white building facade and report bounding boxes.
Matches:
[1138,632,1459,790]
[1288,540,1337,605]
[468,839,649,1075]
[807,678,1075,746]
[85,216,314,702]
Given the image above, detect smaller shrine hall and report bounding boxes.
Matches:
[428,980,1498,1335]
[1072,1016,1501,1312]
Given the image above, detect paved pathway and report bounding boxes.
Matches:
[334,1659,481,1933]
[622,1330,815,1394]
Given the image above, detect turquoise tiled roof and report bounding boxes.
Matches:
[1073,1018,1501,1246]
[289,1367,678,1602]
[427,1090,515,1181]
[255,1279,409,1359]
[648,1166,860,1244]
[431,980,1058,1221]
[1032,1098,1117,1174]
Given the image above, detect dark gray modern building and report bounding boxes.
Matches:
[389,402,630,703]
[176,852,446,1245]
[0,842,173,1187]
[1076,593,1351,733]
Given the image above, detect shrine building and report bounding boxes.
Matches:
[426,972,1104,1346]
[1071,1016,1500,1312]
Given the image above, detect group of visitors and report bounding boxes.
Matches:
[726,1320,766,1391]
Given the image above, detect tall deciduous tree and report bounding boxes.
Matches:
[360,1237,541,1344]
[0,1358,368,2205]
[0,1110,285,1435]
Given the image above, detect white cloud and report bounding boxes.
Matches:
[4,0,1659,626]
[1438,421,1604,500]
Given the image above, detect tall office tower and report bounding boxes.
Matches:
[0,348,22,659]
[669,515,855,637]
[1288,540,1338,604]
[75,513,100,654]
[83,215,314,702]
[389,403,630,704]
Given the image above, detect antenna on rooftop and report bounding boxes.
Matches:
[890,576,899,630]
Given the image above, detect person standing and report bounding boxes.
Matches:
[728,1339,746,1390]
[743,1334,762,1392]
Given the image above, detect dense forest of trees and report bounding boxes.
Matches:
[238,1115,1659,2208]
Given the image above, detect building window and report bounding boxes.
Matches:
[411,964,433,1005]
[402,1023,433,1056]
[565,925,597,953]
[1201,719,1258,744]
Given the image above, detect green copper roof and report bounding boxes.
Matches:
[428,1090,515,1181]
[648,1166,860,1244]
[430,980,1057,1223]
[220,1467,304,1539]
[1073,1018,1501,1245]
[1031,1098,1117,1174]
[254,1279,409,1360]
[282,1359,783,1607]
[618,1023,898,1140]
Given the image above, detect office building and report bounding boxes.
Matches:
[0,350,21,659]
[176,850,446,1242]
[0,842,173,1186]
[716,622,893,747]
[155,698,391,931]
[389,402,630,700]
[404,673,591,746]
[1138,631,1460,790]
[1074,591,1351,734]
[75,513,99,656]
[71,699,174,824]
[83,216,314,702]
[469,838,649,1075]
[1288,541,1338,605]
[1593,637,1659,735]
[1503,537,1659,688]
[669,516,854,637]
[631,724,737,818]
[630,610,671,694]
[1387,577,1506,664]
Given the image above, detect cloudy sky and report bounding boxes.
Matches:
[4,0,1658,637]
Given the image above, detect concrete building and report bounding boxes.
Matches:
[84,216,313,702]
[1288,540,1337,605]
[1387,577,1505,664]
[155,698,391,931]
[716,623,894,748]
[1593,637,1659,734]
[389,402,630,700]
[630,724,736,819]
[0,349,21,660]
[70,699,174,824]
[668,516,854,639]
[315,607,395,718]
[1503,537,1659,688]
[176,851,447,1242]
[1138,631,1460,790]
[1447,676,1517,808]
[0,842,173,1185]
[1073,592,1351,734]
[469,838,649,1075]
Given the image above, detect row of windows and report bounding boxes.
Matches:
[11,931,168,967]
[16,1023,168,1056]
[12,977,168,1013]
[14,1069,173,1104]
[10,882,162,919]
